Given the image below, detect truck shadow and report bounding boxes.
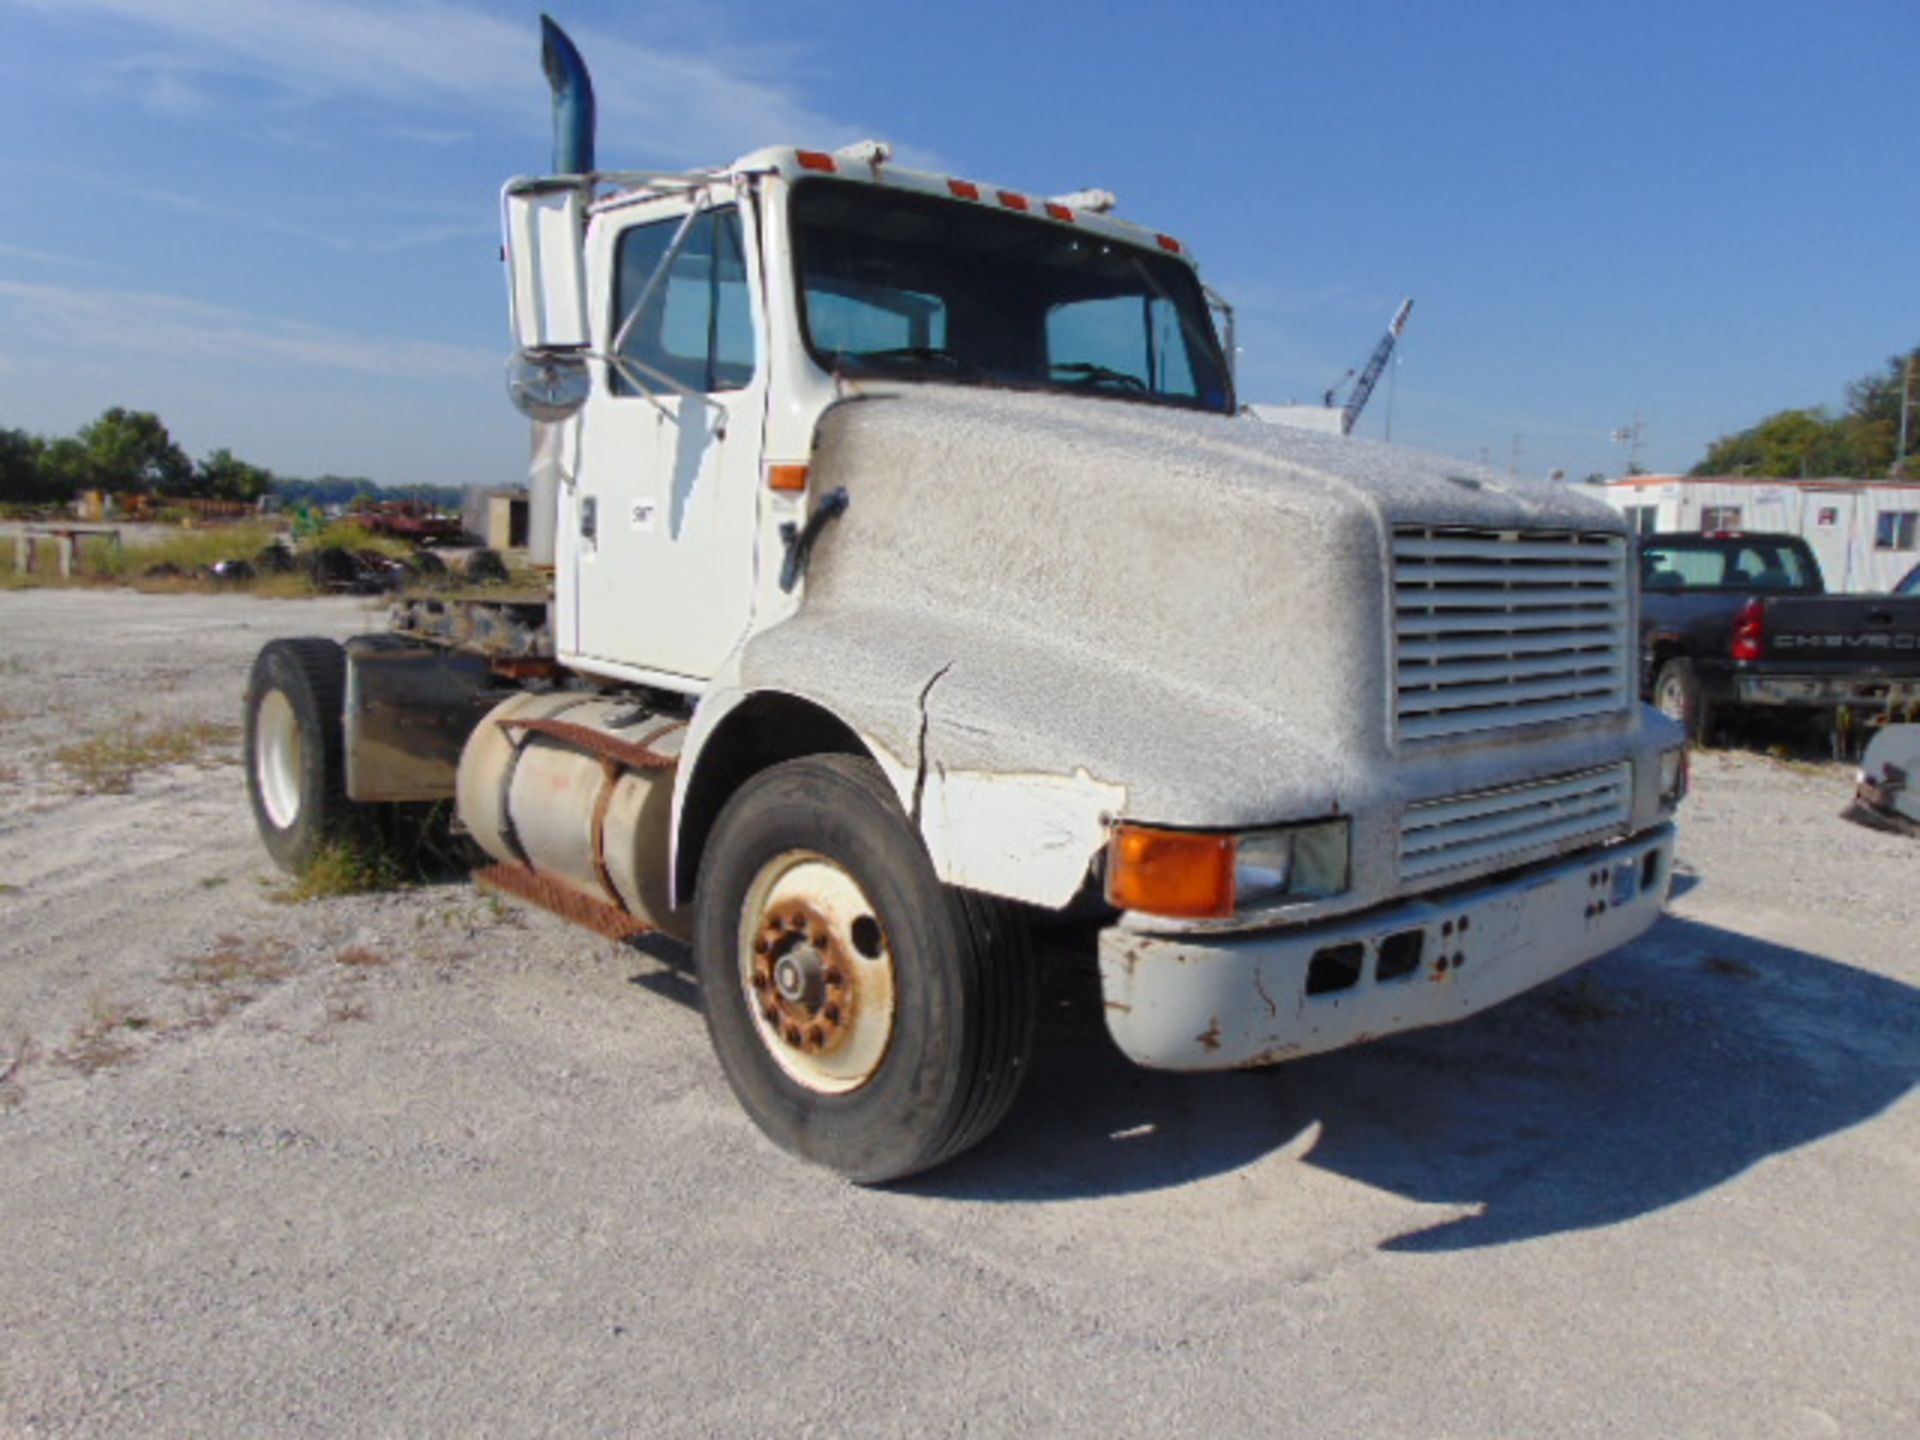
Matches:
[911,916,1920,1251]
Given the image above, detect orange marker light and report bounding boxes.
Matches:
[1044,202,1075,222]
[795,150,837,173]
[1106,824,1235,918]
[948,179,980,200]
[1156,233,1182,253]
[766,463,809,493]
[996,190,1030,212]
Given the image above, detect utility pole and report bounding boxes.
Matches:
[1610,413,1644,475]
[1898,353,1915,476]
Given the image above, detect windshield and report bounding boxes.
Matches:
[789,179,1233,414]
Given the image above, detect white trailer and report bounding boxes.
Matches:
[1599,475,1920,592]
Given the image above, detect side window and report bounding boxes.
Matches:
[611,208,754,396]
[1699,505,1742,532]
[1875,511,1918,551]
[1047,295,1198,398]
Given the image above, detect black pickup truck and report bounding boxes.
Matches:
[1638,532,1920,741]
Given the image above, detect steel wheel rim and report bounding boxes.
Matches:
[738,851,896,1094]
[1655,674,1685,720]
[255,689,303,830]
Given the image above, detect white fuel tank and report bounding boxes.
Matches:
[456,691,687,937]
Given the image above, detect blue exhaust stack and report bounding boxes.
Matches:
[539,14,595,176]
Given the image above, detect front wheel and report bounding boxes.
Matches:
[693,755,1035,1183]
[244,638,354,872]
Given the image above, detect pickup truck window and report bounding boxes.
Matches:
[1641,537,1817,592]
[611,208,754,396]
[790,179,1232,413]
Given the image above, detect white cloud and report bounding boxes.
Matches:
[0,278,495,382]
[22,0,872,164]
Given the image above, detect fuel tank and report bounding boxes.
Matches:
[456,691,688,938]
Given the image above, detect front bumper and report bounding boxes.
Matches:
[1735,674,1920,710]
[1099,824,1675,1070]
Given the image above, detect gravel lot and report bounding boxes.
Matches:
[2,588,1916,1438]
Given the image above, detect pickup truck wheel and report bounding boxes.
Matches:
[245,638,353,873]
[694,755,1035,1183]
[1653,657,1713,742]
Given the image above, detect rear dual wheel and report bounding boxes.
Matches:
[694,755,1035,1183]
[245,638,355,872]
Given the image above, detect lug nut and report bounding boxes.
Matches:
[823,1004,841,1024]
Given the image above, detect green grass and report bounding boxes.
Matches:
[84,523,281,581]
[308,519,417,562]
[273,837,404,902]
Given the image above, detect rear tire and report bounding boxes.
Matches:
[1653,657,1713,743]
[245,638,354,873]
[693,755,1035,1183]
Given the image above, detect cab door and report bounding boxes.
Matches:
[568,191,766,683]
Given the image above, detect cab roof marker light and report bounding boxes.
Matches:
[996,190,1030,212]
[834,139,891,166]
[795,150,837,173]
[1050,188,1118,214]
[1156,233,1182,254]
[1043,202,1075,222]
[947,179,981,200]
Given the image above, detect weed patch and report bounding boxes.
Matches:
[273,838,404,902]
[54,718,241,794]
[56,994,153,1075]
[333,945,391,968]
[176,938,294,990]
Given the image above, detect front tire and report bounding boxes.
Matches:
[693,755,1035,1183]
[245,638,354,873]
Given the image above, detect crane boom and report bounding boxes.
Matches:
[1339,298,1413,435]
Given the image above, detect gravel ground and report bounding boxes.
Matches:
[1,588,1916,1438]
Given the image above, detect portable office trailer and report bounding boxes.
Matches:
[1597,476,1920,592]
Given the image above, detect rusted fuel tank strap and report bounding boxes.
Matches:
[475,862,655,940]
[498,716,685,771]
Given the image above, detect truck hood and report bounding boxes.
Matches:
[740,382,1648,840]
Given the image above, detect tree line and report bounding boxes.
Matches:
[1,408,463,510]
[1693,347,1920,480]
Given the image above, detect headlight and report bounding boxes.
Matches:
[1658,746,1688,809]
[1106,818,1351,918]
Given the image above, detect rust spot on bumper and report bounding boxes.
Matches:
[1195,1016,1222,1051]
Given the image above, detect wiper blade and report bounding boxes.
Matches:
[1050,361,1147,392]
[839,346,987,378]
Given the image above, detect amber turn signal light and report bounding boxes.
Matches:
[766,463,809,493]
[1106,824,1235,919]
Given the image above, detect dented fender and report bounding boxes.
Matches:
[672,681,1122,910]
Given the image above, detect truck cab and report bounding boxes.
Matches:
[242,21,1686,1183]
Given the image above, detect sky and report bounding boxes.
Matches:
[1,0,1915,489]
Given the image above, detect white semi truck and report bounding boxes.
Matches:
[243,17,1687,1182]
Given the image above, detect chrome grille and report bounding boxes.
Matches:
[1393,527,1630,741]
[1400,764,1631,884]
